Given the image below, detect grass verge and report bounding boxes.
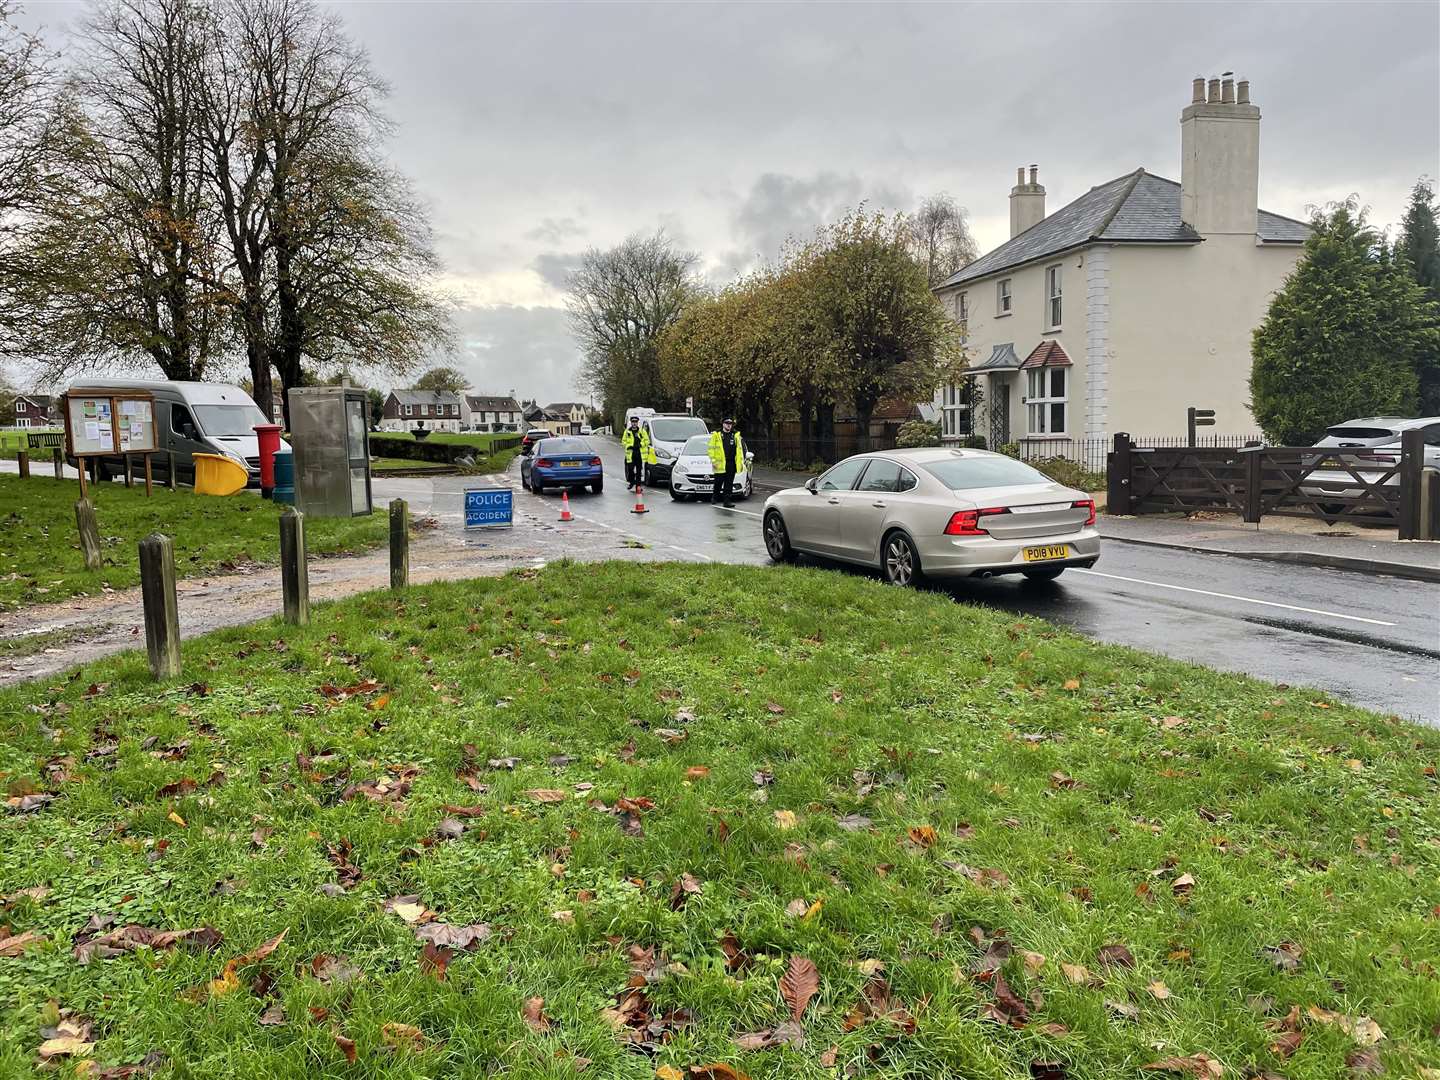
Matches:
[0,562,1435,1078]
[0,476,386,611]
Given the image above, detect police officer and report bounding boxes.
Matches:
[706,417,746,507]
[620,415,654,490]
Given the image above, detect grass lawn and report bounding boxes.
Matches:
[0,476,386,611]
[0,563,1435,1079]
[370,458,454,474]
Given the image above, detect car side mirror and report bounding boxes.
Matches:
[805,477,818,494]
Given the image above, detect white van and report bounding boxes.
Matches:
[66,379,286,487]
[624,409,708,486]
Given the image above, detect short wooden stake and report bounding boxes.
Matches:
[143,454,153,496]
[17,450,29,479]
[52,447,63,479]
[139,532,181,680]
[280,507,310,625]
[166,450,177,490]
[390,499,409,591]
[75,498,102,571]
[123,454,133,488]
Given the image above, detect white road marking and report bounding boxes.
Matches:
[712,505,762,518]
[1071,568,1397,627]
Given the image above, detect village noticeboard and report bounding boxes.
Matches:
[464,487,513,529]
[61,387,159,497]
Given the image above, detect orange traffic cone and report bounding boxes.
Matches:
[559,490,573,522]
[631,482,648,514]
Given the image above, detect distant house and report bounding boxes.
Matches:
[544,402,588,435]
[379,389,464,433]
[521,401,567,436]
[933,73,1308,449]
[9,394,60,429]
[461,394,522,432]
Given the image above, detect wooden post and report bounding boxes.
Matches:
[1398,428,1424,541]
[166,450,177,491]
[279,507,310,625]
[75,498,102,571]
[1106,433,1133,516]
[16,450,28,479]
[143,454,153,496]
[389,499,408,590]
[138,532,181,680]
[52,447,63,479]
[123,453,133,488]
[77,457,88,499]
[1242,447,1263,524]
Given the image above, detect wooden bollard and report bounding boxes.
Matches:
[166,450,177,490]
[389,499,408,591]
[17,450,28,479]
[52,447,63,479]
[75,498,102,571]
[138,532,181,679]
[279,507,309,625]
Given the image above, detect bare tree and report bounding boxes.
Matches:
[566,231,702,422]
[909,193,979,289]
[0,1,57,360]
[18,0,229,381]
[205,0,449,423]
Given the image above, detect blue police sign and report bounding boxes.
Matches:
[464,487,513,529]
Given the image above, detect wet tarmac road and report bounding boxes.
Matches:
[376,437,1438,723]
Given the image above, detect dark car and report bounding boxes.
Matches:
[522,437,603,495]
[520,428,551,452]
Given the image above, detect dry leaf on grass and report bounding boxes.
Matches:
[1141,1055,1223,1077]
[526,789,567,803]
[734,1020,805,1051]
[779,955,819,1022]
[522,997,552,1034]
[773,809,798,830]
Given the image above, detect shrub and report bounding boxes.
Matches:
[896,419,942,448]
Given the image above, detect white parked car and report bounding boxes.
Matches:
[670,434,753,501]
[1299,416,1440,509]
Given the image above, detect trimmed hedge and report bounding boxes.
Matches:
[368,434,520,464]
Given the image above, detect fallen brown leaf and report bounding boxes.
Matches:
[523,996,551,1034]
[779,955,819,1022]
[1141,1054,1222,1077]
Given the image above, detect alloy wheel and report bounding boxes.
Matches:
[884,535,914,586]
[764,514,789,560]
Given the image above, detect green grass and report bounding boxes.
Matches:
[0,562,1435,1078]
[370,458,454,473]
[0,476,386,611]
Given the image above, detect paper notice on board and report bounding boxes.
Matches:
[121,400,136,415]
[85,421,100,441]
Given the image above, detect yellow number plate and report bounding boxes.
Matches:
[1023,545,1070,563]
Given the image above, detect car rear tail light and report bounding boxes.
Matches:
[944,507,1009,536]
[536,458,553,467]
[1072,498,1097,526]
[1356,451,1398,463]
[589,457,602,466]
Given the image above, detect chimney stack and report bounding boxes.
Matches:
[1009,164,1046,238]
[1180,73,1261,237]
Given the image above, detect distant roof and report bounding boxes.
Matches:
[545,402,586,413]
[465,394,520,410]
[1021,340,1072,369]
[390,389,461,406]
[941,170,1310,288]
[14,393,55,407]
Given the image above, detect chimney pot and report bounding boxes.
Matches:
[1237,78,1250,104]
[1016,166,1025,186]
[1191,76,1205,104]
[1207,77,1221,103]
[1221,77,1235,104]
[1028,165,1038,185]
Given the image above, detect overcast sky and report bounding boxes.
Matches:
[13,0,1439,404]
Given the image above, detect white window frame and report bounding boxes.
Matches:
[1045,264,1062,330]
[402,403,412,417]
[997,278,1012,316]
[1025,367,1068,436]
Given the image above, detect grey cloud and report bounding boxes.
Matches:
[451,304,583,405]
[527,217,587,245]
[531,252,586,292]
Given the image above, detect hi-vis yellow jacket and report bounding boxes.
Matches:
[707,430,746,472]
[621,426,656,464]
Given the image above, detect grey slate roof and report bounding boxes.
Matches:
[465,394,521,412]
[390,389,462,407]
[971,343,1022,372]
[941,170,1310,288]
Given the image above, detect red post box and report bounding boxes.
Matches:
[253,423,283,498]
